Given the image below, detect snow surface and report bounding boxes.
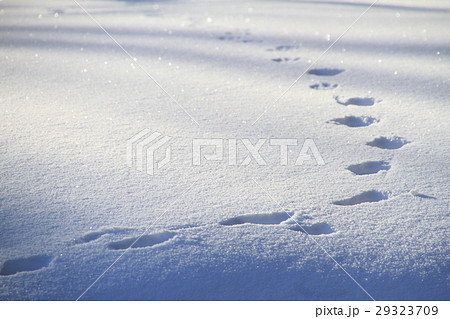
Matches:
[0,0,449,300]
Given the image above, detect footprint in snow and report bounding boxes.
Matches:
[107,231,176,250]
[334,96,376,106]
[267,45,301,63]
[271,57,300,63]
[309,82,338,90]
[288,222,334,235]
[328,115,378,127]
[218,31,260,43]
[219,212,292,226]
[218,32,242,41]
[308,68,344,76]
[71,227,133,245]
[220,212,334,236]
[366,136,409,149]
[0,255,54,276]
[267,45,300,52]
[333,190,390,206]
[347,161,391,175]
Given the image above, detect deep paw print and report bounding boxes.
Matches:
[347,161,390,175]
[366,136,409,149]
[333,190,390,206]
[220,212,335,236]
[328,115,379,127]
[0,255,54,276]
[334,96,376,106]
[70,227,134,245]
[308,68,344,76]
[219,212,292,226]
[107,231,177,250]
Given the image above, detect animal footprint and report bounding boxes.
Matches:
[347,161,390,175]
[71,227,132,245]
[289,222,334,235]
[218,31,259,43]
[219,212,291,226]
[0,255,54,276]
[267,45,300,51]
[218,32,242,41]
[107,231,176,250]
[309,82,338,90]
[366,136,409,149]
[308,68,344,76]
[328,115,378,127]
[333,190,390,206]
[335,96,375,106]
[271,57,300,63]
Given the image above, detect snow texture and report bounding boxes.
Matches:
[0,0,449,300]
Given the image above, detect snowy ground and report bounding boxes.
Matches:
[0,0,449,300]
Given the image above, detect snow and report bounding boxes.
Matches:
[0,0,449,300]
